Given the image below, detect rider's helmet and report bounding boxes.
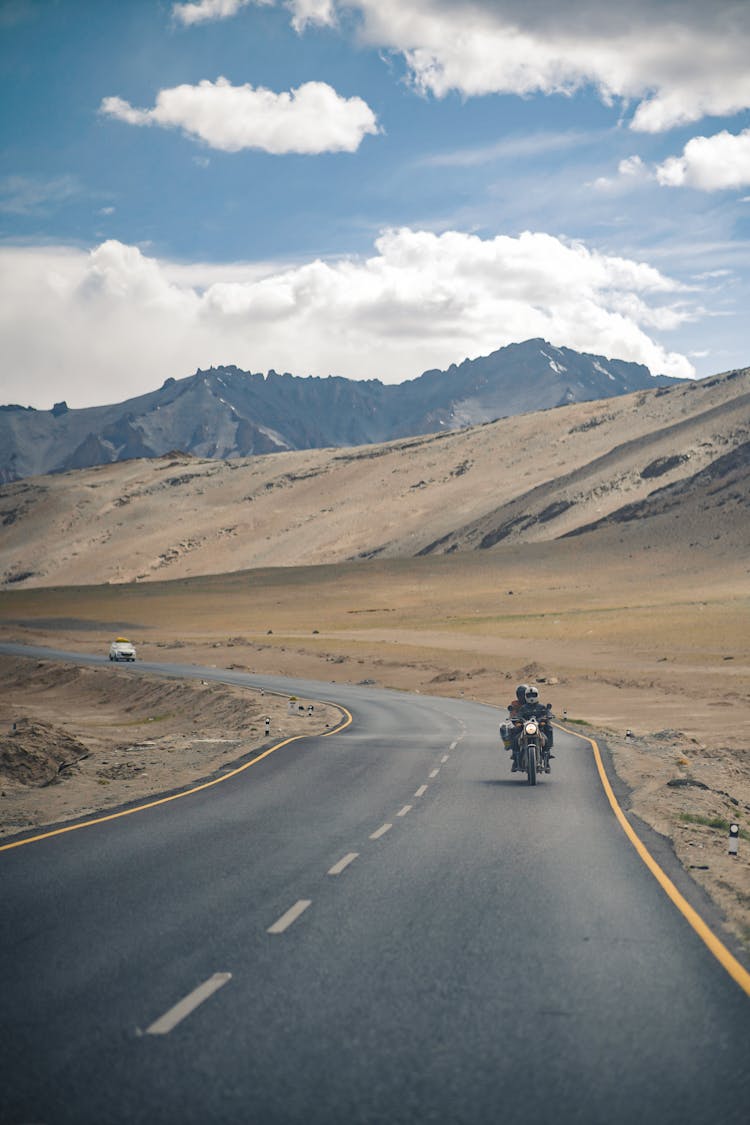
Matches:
[525,686,539,704]
[516,684,529,702]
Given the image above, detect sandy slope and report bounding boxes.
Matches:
[0,367,747,588]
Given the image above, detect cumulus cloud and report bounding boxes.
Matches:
[171,3,750,131]
[182,1,748,133]
[656,128,750,190]
[0,229,696,408]
[353,1,750,131]
[100,78,379,154]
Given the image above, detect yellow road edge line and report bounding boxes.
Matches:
[0,703,353,853]
[556,721,750,998]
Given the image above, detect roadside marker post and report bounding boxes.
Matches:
[265,716,270,737]
[728,823,739,857]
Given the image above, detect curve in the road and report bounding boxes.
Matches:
[1,642,748,1001]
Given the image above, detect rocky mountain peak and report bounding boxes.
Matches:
[0,339,679,481]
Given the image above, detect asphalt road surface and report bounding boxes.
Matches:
[1,644,748,1125]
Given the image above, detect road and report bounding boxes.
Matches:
[1,644,748,1125]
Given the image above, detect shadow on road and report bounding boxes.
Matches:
[478,778,553,789]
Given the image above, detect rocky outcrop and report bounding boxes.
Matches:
[0,718,89,787]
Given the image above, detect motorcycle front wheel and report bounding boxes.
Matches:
[526,745,537,786]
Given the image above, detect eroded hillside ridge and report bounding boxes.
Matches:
[417,374,750,554]
[0,339,675,482]
[0,366,747,588]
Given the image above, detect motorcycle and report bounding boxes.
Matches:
[502,705,552,785]
[516,715,550,785]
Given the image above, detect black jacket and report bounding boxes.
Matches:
[518,702,550,723]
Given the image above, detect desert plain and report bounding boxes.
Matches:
[1,369,748,948]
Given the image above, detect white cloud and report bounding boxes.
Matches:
[172,0,265,27]
[0,229,696,409]
[591,153,654,193]
[169,3,750,132]
[593,131,750,196]
[656,128,750,190]
[288,0,336,31]
[617,155,647,179]
[172,0,333,28]
[190,1,745,133]
[100,77,379,154]
[357,1,750,131]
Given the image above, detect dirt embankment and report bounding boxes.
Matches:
[0,655,339,838]
[604,727,750,949]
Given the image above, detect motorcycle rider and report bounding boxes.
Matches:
[509,685,555,772]
[500,684,528,754]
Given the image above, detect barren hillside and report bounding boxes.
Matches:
[0,366,747,589]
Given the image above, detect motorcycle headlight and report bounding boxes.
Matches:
[525,721,538,735]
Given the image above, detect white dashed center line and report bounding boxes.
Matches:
[267,899,312,934]
[328,852,359,876]
[370,822,392,840]
[146,973,232,1036]
[449,740,458,751]
[429,768,440,779]
[397,804,413,817]
[414,784,428,798]
[441,754,450,763]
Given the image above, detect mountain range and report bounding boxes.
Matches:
[0,339,676,482]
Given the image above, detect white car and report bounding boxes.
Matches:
[109,637,136,662]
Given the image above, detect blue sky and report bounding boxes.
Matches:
[1,0,749,407]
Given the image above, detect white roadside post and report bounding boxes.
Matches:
[265,716,270,738]
[728,823,739,857]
